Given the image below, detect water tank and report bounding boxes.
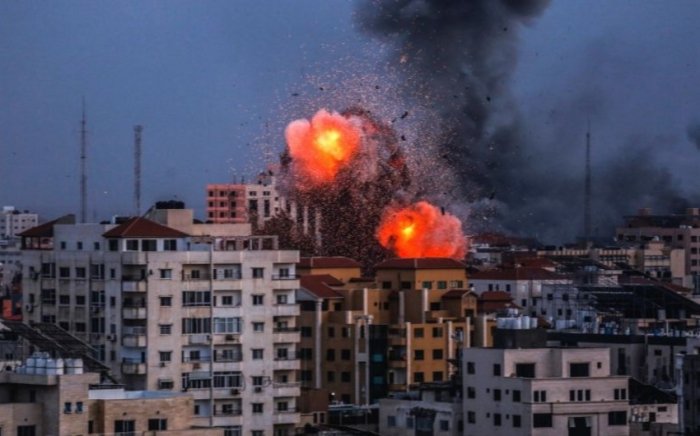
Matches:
[530,317,538,329]
[496,318,506,329]
[73,359,84,375]
[35,355,47,375]
[46,358,64,375]
[25,355,37,375]
[513,317,523,330]
[522,316,530,330]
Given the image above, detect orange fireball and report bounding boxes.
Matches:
[285,109,361,186]
[377,201,467,259]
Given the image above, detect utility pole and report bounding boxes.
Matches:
[584,121,592,246]
[80,99,88,224]
[134,125,143,216]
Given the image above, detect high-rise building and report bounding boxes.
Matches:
[20,206,301,435]
[0,206,38,240]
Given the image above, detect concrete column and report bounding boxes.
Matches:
[315,299,322,389]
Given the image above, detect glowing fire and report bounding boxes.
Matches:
[376,201,467,259]
[285,109,361,186]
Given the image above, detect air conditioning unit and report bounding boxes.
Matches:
[159,362,167,367]
[254,386,263,393]
[230,388,240,395]
[225,334,238,342]
[193,363,201,370]
[107,334,117,342]
[25,304,33,313]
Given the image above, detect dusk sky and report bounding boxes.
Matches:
[2,1,699,236]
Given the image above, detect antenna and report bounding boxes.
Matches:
[80,98,87,224]
[584,120,592,245]
[134,125,143,216]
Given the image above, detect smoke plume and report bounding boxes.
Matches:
[358,0,697,243]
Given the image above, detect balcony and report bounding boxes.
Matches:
[121,359,146,375]
[121,280,146,292]
[273,327,300,343]
[273,304,299,317]
[272,382,301,397]
[273,409,299,425]
[273,357,300,371]
[122,334,146,348]
[122,306,147,320]
[188,334,211,345]
[213,387,243,399]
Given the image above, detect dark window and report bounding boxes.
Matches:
[432,371,443,381]
[570,362,590,377]
[432,327,443,337]
[17,426,37,436]
[467,362,475,374]
[533,413,553,428]
[148,419,167,431]
[414,350,424,360]
[515,363,535,378]
[494,413,501,426]
[114,420,135,435]
[467,411,476,423]
[341,372,351,382]
[493,363,501,376]
[513,415,521,428]
[608,411,627,426]
[493,389,501,401]
[414,328,424,338]
[326,349,335,361]
[512,390,521,402]
[341,349,351,360]
[414,372,424,383]
[432,349,443,359]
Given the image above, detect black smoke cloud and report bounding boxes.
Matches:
[358,0,696,243]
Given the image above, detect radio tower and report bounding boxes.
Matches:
[134,125,143,216]
[80,99,87,224]
[584,121,592,245]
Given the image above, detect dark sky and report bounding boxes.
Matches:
[2,1,699,236]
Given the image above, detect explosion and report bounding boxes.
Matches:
[377,201,467,259]
[285,109,362,187]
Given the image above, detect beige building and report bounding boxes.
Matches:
[463,340,630,436]
[20,207,301,435]
[296,257,491,426]
[0,359,222,436]
[616,207,700,289]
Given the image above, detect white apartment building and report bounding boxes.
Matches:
[462,345,630,436]
[1,206,38,239]
[20,208,301,436]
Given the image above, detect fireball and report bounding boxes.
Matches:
[285,109,361,187]
[377,201,467,259]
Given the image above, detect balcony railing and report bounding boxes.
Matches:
[214,409,243,416]
[273,327,300,333]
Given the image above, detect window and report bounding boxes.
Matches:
[414,328,424,338]
[512,389,521,402]
[534,390,547,402]
[252,376,265,386]
[326,349,335,361]
[341,349,351,360]
[493,413,501,426]
[252,322,264,332]
[125,240,139,251]
[467,362,475,374]
[213,317,241,333]
[114,420,135,435]
[148,419,167,431]
[252,349,264,359]
[252,294,264,305]
[182,317,211,334]
[163,239,177,250]
[440,420,449,431]
[328,327,335,337]
[400,281,411,289]
[467,386,475,399]
[182,291,211,306]
[387,415,396,427]
[59,295,70,305]
[159,269,172,279]
[422,281,432,289]
[493,389,502,401]
[141,239,156,251]
[160,296,172,307]
[432,371,443,381]
[437,281,447,289]
[252,403,264,414]
[429,301,441,311]
[414,350,424,360]
[414,372,424,383]
[493,363,501,376]
[533,413,553,428]
[341,372,351,382]
[515,363,535,378]
[75,267,86,278]
[158,379,174,390]
[252,268,264,278]
[159,324,172,335]
[17,426,37,436]
[59,267,70,278]
[570,362,590,377]
[159,352,172,363]
[614,388,627,400]
[513,414,521,428]
[327,371,335,382]
[432,327,443,337]
[64,402,72,413]
[467,411,476,423]
[301,326,312,337]
[608,411,627,426]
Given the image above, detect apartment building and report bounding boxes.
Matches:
[0,357,222,436]
[462,332,631,436]
[0,206,38,240]
[379,383,463,436]
[296,257,489,425]
[206,171,321,239]
[20,207,301,435]
[617,207,700,290]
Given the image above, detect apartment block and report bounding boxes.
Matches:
[296,257,489,425]
[20,206,301,435]
[462,336,630,436]
[0,206,38,240]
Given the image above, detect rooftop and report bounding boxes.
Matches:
[299,274,344,299]
[298,256,361,269]
[470,267,567,281]
[375,258,467,270]
[102,216,189,238]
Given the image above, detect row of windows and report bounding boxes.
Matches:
[465,361,592,378]
[381,280,462,290]
[387,415,453,431]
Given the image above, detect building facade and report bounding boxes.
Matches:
[20,208,301,435]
